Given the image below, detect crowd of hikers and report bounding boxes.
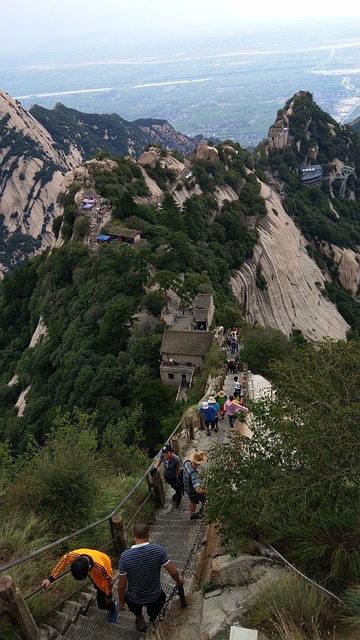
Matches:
[41,327,246,633]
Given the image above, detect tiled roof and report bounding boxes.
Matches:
[194,309,209,322]
[161,330,212,356]
[195,293,212,309]
[106,226,141,238]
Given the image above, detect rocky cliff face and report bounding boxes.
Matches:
[137,147,238,208]
[231,182,350,342]
[136,120,196,155]
[0,90,80,278]
[323,243,360,296]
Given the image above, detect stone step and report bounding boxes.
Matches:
[38,629,69,640]
[66,614,145,640]
[38,623,59,640]
[72,590,95,612]
[46,610,72,636]
[58,600,83,623]
[86,604,147,630]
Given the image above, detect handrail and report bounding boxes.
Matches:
[0,415,186,574]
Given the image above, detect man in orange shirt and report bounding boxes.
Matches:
[42,548,118,624]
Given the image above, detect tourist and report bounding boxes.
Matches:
[42,548,118,624]
[233,376,242,398]
[182,450,208,520]
[214,390,227,418]
[154,444,183,508]
[118,521,183,633]
[230,337,237,355]
[223,395,248,428]
[208,396,220,432]
[199,401,217,436]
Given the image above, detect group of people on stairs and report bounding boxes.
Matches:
[42,346,248,635]
[155,444,208,520]
[42,445,210,633]
[199,388,248,433]
[43,521,183,634]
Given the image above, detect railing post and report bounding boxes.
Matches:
[0,575,39,640]
[110,515,128,554]
[242,362,249,406]
[170,435,180,456]
[148,469,166,506]
[198,410,205,431]
[185,414,195,440]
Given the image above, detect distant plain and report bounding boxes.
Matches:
[2,19,360,147]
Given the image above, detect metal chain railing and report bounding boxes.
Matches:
[0,416,187,577]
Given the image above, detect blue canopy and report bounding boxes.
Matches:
[97,235,111,241]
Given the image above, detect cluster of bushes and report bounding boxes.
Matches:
[0,217,39,276]
[89,157,149,199]
[144,160,177,190]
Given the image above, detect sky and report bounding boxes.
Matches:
[3,0,360,58]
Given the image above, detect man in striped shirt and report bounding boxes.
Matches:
[118,521,184,633]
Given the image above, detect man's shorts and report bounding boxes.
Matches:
[125,590,166,623]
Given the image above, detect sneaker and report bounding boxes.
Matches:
[108,602,119,624]
[174,497,181,509]
[206,431,211,436]
[214,427,218,433]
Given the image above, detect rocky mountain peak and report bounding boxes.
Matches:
[0,89,80,278]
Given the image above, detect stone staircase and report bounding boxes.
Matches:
[33,369,239,640]
[37,494,206,640]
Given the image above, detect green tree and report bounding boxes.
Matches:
[241,325,293,377]
[11,409,100,535]
[97,297,135,354]
[142,290,164,316]
[206,340,360,586]
[73,216,91,241]
[150,270,181,313]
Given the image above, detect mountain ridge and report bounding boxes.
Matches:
[29,102,198,159]
[0,87,359,343]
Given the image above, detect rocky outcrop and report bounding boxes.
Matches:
[158,539,282,640]
[323,243,360,295]
[231,183,350,342]
[200,552,285,639]
[0,89,80,277]
[137,149,238,209]
[138,149,161,167]
[195,144,219,162]
[10,316,48,415]
[137,120,196,155]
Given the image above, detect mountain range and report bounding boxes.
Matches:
[1,85,360,449]
[0,86,359,343]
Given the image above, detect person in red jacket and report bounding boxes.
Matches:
[42,548,118,624]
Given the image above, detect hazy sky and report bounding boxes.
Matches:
[3,0,360,57]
